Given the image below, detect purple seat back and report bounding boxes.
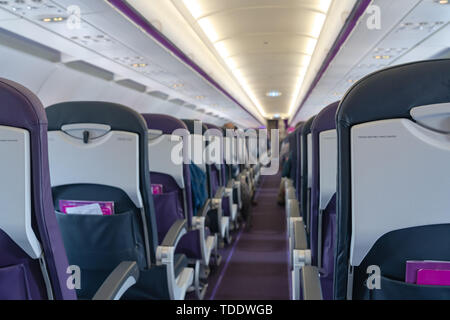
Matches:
[0,78,76,300]
[141,114,193,237]
[204,123,231,215]
[310,102,339,299]
[310,102,339,264]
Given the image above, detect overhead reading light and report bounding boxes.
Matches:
[131,63,148,68]
[266,91,282,98]
[374,55,391,60]
[42,17,66,23]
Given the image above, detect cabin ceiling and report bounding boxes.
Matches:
[128,0,355,120]
[177,0,332,119]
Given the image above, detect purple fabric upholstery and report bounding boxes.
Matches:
[309,102,339,300]
[295,124,304,200]
[310,102,339,266]
[204,123,232,216]
[141,113,193,224]
[0,78,76,300]
[320,276,334,301]
[320,195,336,279]
[141,114,204,259]
[176,230,203,261]
[142,113,189,135]
[150,173,185,243]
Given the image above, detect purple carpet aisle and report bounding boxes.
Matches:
[206,173,289,300]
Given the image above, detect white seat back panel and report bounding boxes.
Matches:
[148,134,184,189]
[319,129,337,210]
[0,126,42,259]
[48,130,143,208]
[350,119,450,266]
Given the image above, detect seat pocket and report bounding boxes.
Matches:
[369,275,450,300]
[56,210,144,270]
[152,191,184,243]
[0,263,31,300]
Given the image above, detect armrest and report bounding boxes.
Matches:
[212,187,225,210]
[161,219,187,248]
[301,266,323,300]
[197,199,211,218]
[294,219,308,250]
[291,219,312,300]
[225,179,234,197]
[286,187,297,200]
[214,186,225,199]
[92,261,139,300]
[285,178,294,189]
[288,199,300,218]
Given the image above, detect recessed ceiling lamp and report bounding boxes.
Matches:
[42,17,66,23]
[182,0,272,118]
[131,63,148,68]
[286,0,332,116]
[183,0,331,118]
[266,91,282,98]
[374,55,391,60]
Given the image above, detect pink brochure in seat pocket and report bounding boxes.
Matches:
[417,269,450,286]
[406,261,450,284]
[151,184,163,195]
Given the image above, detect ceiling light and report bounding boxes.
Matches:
[198,18,220,42]
[183,0,266,118]
[287,6,331,117]
[311,13,327,38]
[183,0,204,19]
[42,17,66,23]
[214,42,230,58]
[266,91,282,98]
[131,63,148,68]
[184,0,330,120]
[318,0,333,12]
[373,55,391,60]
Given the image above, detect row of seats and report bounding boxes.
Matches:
[284,59,450,300]
[0,78,263,300]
